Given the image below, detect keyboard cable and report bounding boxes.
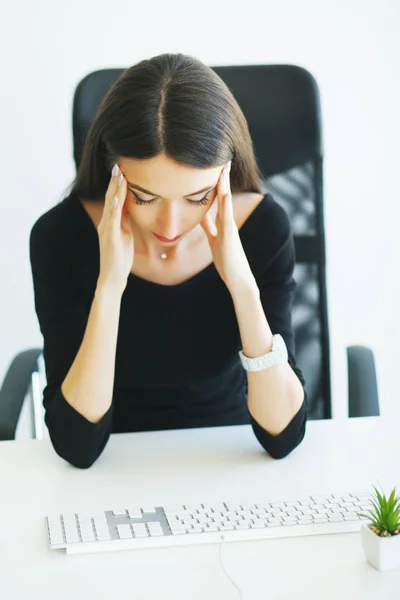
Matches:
[218,535,244,599]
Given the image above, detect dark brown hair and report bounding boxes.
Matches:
[65,53,263,201]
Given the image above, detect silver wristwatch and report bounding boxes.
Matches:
[238,334,288,372]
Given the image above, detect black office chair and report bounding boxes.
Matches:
[0,63,379,441]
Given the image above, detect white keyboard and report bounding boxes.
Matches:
[46,490,373,555]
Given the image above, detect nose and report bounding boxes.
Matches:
[155,204,183,239]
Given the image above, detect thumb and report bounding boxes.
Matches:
[121,207,133,236]
[200,212,218,243]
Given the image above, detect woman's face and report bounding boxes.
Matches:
[117,153,224,247]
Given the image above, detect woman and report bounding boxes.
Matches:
[29,53,307,469]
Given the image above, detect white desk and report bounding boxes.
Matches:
[0,416,398,599]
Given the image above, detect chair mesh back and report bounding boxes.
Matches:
[72,63,332,420]
[263,161,331,419]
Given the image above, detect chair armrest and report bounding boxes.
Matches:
[0,348,43,440]
[347,345,380,417]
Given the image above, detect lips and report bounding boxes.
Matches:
[152,232,182,242]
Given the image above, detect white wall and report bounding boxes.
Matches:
[1,0,399,426]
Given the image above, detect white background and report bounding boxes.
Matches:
[0,0,399,428]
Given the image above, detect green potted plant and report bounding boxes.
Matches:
[356,484,400,571]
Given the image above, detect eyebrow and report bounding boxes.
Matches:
[126,181,216,197]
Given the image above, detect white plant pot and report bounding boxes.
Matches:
[361,522,400,571]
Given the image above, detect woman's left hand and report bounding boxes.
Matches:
[200,161,256,294]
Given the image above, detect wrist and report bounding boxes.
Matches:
[229,276,259,301]
[95,280,124,303]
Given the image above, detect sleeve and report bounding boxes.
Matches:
[29,216,113,468]
[247,197,308,459]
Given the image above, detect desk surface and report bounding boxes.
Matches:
[0,416,399,599]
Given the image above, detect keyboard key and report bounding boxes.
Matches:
[65,531,80,543]
[267,519,282,526]
[171,528,187,535]
[117,524,133,539]
[311,495,332,502]
[225,511,239,518]
[96,531,111,541]
[163,505,185,513]
[332,493,353,501]
[196,517,210,526]
[238,519,251,527]
[132,524,147,538]
[47,516,64,545]
[148,526,164,537]
[184,504,204,512]
[313,517,329,523]
[219,523,235,531]
[128,509,142,519]
[239,510,253,518]
[189,526,204,534]
[132,529,148,538]
[250,521,266,529]
[266,508,283,515]
[112,509,127,516]
[297,518,313,525]
[81,530,96,542]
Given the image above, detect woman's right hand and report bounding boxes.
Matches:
[97,164,134,296]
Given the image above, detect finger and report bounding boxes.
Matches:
[105,164,121,212]
[121,206,133,235]
[108,166,127,220]
[220,165,234,224]
[217,167,225,215]
[200,212,217,242]
[99,165,120,232]
[217,166,228,222]
[101,165,121,228]
[111,175,128,227]
[223,170,234,222]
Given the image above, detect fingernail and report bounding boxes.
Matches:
[118,173,124,188]
[112,164,119,178]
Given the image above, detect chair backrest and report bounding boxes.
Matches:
[72,64,331,420]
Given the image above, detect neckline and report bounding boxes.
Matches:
[69,191,267,290]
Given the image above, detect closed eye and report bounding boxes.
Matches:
[130,190,213,207]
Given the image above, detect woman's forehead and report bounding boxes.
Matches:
[119,154,222,197]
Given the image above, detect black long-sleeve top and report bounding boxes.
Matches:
[29,191,307,468]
